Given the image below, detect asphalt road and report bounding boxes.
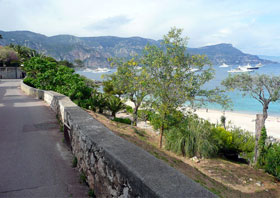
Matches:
[0,79,88,197]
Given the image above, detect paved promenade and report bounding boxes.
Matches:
[0,80,88,197]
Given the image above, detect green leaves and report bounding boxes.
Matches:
[23,57,93,101]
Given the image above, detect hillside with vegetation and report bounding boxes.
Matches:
[0,30,275,68]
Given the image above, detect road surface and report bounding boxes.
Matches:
[0,79,88,197]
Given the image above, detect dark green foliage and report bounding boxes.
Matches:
[23,77,35,87]
[165,113,255,159]
[229,127,255,160]
[165,114,217,158]
[112,117,132,125]
[72,157,78,168]
[265,143,280,180]
[79,171,87,184]
[74,59,84,68]
[150,109,184,131]
[88,189,96,198]
[106,95,126,118]
[9,44,40,62]
[125,105,133,114]
[137,109,155,122]
[23,57,92,102]
[211,127,255,160]
[89,91,107,113]
[103,77,125,97]
[257,127,268,167]
[59,60,74,68]
[220,115,226,128]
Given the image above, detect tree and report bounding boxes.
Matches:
[222,73,280,132]
[0,34,2,39]
[106,95,126,118]
[222,73,280,163]
[107,58,149,126]
[142,28,227,148]
[0,46,20,67]
[74,59,84,68]
[23,57,92,101]
[59,60,74,68]
[9,44,41,62]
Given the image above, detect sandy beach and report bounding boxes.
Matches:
[124,100,280,139]
[193,109,280,139]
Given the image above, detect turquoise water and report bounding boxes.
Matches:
[77,64,280,116]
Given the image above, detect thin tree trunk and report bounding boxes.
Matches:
[159,124,164,148]
[262,103,268,126]
[254,114,264,164]
[132,105,139,126]
[112,111,116,119]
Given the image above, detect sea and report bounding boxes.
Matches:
[76,63,280,116]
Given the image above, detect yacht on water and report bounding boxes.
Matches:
[241,63,260,70]
[228,66,254,73]
[84,67,111,73]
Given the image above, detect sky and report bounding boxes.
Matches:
[0,0,280,56]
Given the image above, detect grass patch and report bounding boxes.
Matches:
[80,171,87,184]
[88,189,96,198]
[72,156,78,168]
[113,117,132,125]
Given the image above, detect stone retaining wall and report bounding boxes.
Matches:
[21,80,215,198]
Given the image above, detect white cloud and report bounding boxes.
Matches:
[0,0,279,55]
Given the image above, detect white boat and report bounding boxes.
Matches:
[241,63,259,70]
[228,66,253,73]
[219,63,229,68]
[83,67,111,73]
[256,63,263,67]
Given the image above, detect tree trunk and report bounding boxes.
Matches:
[159,124,164,148]
[112,111,116,119]
[262,103,268,125]
[254,114,264,164]
[132,105,139,126]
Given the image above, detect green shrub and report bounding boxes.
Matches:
[72,157,78,168]
[137,109,155,121]
[88,189,96,198]
[220,115,226,128]
[106,95,126,118]
[112,117,132,125]
[211,126,255,160]
[165,114,218,158]
[89,91,107,114]
[257,127,268,167]
[125,105,133,114]
[150,109,184,131]
[265,143,280,180]
[23,57,93,102]
[211,126,233,153]
[23,77,35,87]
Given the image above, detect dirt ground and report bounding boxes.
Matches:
[86,110,280,198]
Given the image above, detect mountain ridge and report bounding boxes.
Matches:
[0,30,276,67]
